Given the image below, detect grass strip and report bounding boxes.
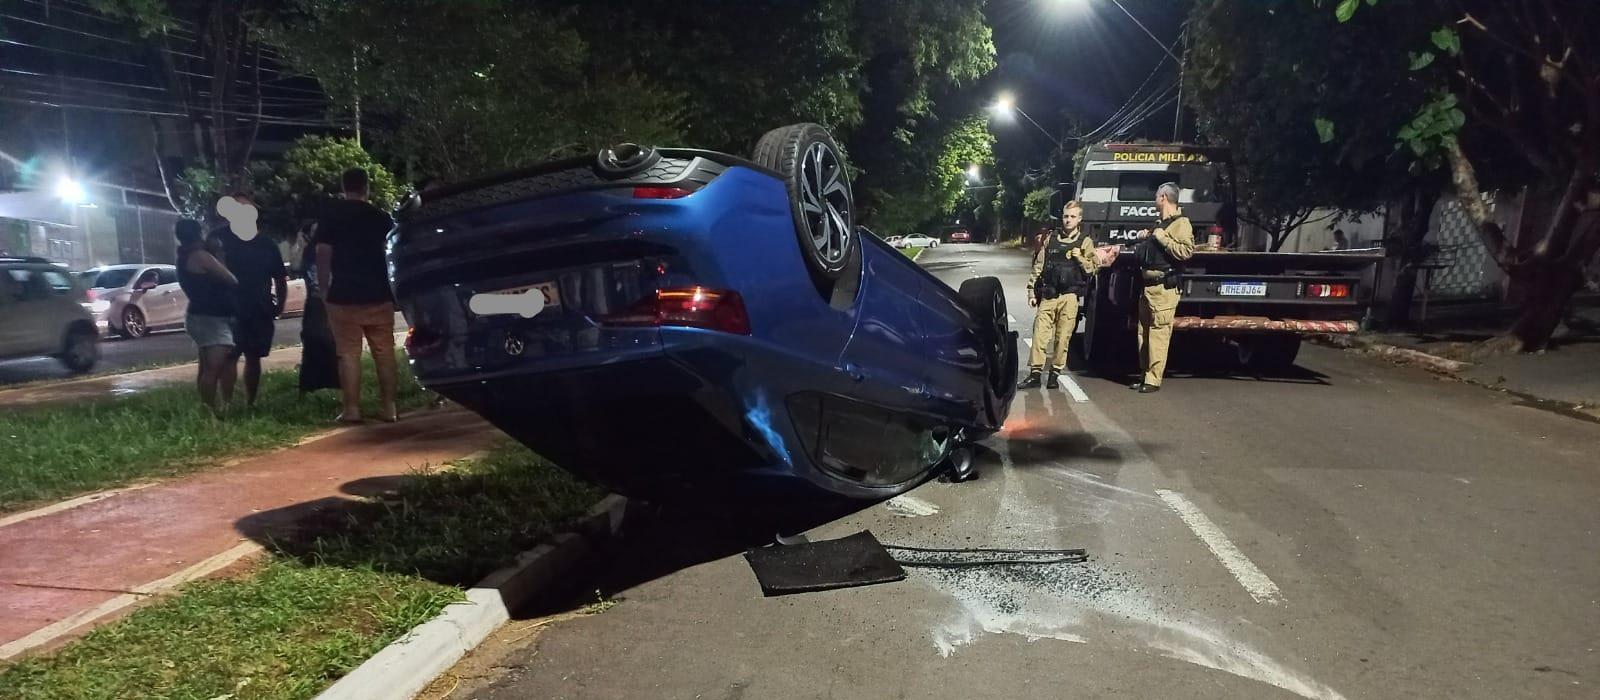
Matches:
[0,442,604,699]
[901,246,925,261]
[0,353,432,511]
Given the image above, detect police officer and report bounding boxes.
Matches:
[1019,200,1099,390]
[1130,182,1195,393]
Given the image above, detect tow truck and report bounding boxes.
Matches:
[1074,143,1382,369]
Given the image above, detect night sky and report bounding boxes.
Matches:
[984,0,1195,169]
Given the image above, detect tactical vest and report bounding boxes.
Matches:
[1136,215,1187,287]
[1037,234,1088,300]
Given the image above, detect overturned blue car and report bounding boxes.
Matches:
[389,124,1017,500]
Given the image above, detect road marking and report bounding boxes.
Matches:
[1022,337,1032,348]
[1007,314,1017,324]
[0,540,264,660]
[1056,373,1089,403]
[1156,489,1282,605]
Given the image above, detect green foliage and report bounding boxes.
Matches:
[1396,92,1464,164]
[272,137,402,216]
[1314,118,1336,144]
[271,0,685,180]
[1022,187,1055,225]
[1186,0,1437,241]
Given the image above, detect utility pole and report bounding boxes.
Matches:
[1173,26,1189,142]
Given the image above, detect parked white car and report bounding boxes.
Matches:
[84,264,187,339]
[897,233,940,249]
[883,235,904,248]
[86,262,306,339]
[1,256,99,372]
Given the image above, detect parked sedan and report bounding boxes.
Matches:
[897,233,940,249]
[83,264,187,339]
[391,123,1017,501]
[948,230,972,243]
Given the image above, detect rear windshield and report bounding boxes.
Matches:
[1115,173,1174,202]
[1081,162,1227,204]
[90,269,136,289]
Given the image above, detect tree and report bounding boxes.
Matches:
[270,0,685,181]
[1332,0,1600,351]
[89,1,282,198]
[1022,187,1055,229]
[172,136,400,238]
[1185,0,1442,271]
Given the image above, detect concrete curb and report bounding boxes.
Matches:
[314,493,631,700]
[1311,333,1471,375]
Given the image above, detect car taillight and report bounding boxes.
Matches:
[1306,283,1350,298]
[605,287,751,335]
[632,186,693,199]
[405,326,445,357]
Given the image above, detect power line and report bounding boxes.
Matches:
[0,95,343,128]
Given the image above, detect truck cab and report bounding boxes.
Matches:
[1073,143,1381,370]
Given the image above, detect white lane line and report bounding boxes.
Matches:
[1007,314,1017,324]
[1022,337,1032,348]
[1155,490,1283,605]
[1056,373,1089,403]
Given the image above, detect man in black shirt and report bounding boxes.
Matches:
[317,168,399,423]
[212,194,287,408]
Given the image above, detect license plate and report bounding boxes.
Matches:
[1219,282,1267,297]
[481,281,561,309]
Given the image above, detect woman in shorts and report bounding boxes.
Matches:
[176,219,238,411]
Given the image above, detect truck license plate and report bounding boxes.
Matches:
[1219,282,1267,297]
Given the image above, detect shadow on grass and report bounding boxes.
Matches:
[241,442,878,617]
[237,441,606,588]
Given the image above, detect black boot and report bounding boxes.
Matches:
[1017,370,1043,389]
[1046,371,1060,389]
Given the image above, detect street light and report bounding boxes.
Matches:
[1050,0,1187,140]
[988,94,1062,151]
[54,177,87,206]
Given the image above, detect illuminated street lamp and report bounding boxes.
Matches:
[54,177,88,206]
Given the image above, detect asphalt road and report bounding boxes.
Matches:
[0,316,306,386]
[443,243,1598,699]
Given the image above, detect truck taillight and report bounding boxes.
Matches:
[605,287,751,335]
[1306,283,1350,298]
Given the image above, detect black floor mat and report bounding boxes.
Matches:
[744,530,906,596]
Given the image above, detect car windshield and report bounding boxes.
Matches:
[90,269,137,289]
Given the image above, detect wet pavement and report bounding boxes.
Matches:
[0,409,498,659]
[435,243,1600,700]
[0,317,307,388]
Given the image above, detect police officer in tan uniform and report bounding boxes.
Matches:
[1130,182,1195,393]
[1019,200,1100,390]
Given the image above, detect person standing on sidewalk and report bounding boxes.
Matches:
[1130,182,1195,394]
[176,219,239,412]
[316,168,399,423]
[1019,200,1100,390]
[212,194,288,408]
[292,221,340,395]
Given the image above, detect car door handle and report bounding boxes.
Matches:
[841,362,865,382]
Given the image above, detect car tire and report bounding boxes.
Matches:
[958,276,1009,392]
[60,324,99,373]
[752,123,856,287]
[119,306,148,339]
